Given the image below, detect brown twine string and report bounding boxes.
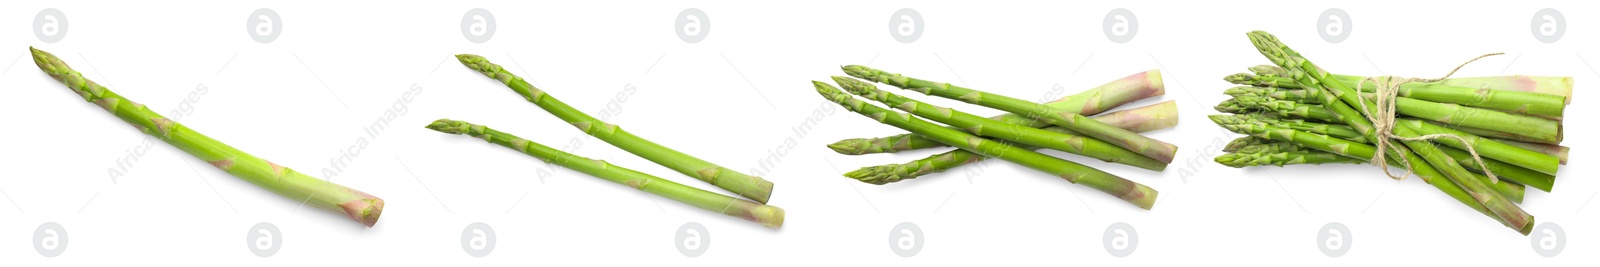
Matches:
[1354,53,1503,183]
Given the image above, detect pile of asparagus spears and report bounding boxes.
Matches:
[815,66,1179,210]
[430,55,784,228]
[1209,31,1571,235]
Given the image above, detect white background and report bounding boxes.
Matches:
[1,0,1594,265]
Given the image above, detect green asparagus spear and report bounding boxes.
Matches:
[831,76,1167,171]
[1219,115,1554,191]
[831,100,1176,155]
[31,47,384,227]
[426,119,784,228]
[1226,75,1562,143]
[1086,100,1180,133]
[1397,119,1559,175]
[1209,115,1503,224]
[1436,146,1554,192]
[829,70,1167,155]
[843,102,1177,184]
[1232,114,1363,141]
[1495,139,1568,165]
[1240,65,1572,106]
[1224,86,1321,104]
[1223,137,1271,153]
[843,65,1179,163]
[456,54,775,203]
[1249,31,1532,234]
[1216,137,1530,201]
[1435,121,1560,145]
[815,81,1158,209]
[1215,95,1342,122]
[1358,93,1560,142]
[1215,150,1365,167]
[1431,75,1573,104]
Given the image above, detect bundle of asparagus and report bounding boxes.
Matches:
[816,67,1178,210]
[432,55,783,228]
[30,48,384,227]
[1209,31,1572,235]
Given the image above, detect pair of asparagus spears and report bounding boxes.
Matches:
[1209,31,1572,235]
[816,67,1179,210]
[430,55,783,228]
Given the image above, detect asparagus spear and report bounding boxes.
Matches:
[831,100,1176,155]
[843,65,1179,163]
[844,103,1176,184]
[1220,115,1555,191]
[1214,150,1365,167]
[1224,86,1320,104]
[1496,139,1568,165]
[1215,95,1342,122]
[1249,31,1532,234]
[426,119,784,228]
[1229,81,1563,145]
[1238,65,1573,107]
[815,81,1159,209]
[1221,111,1560,174]
[1398,119,1559,175]
[456,54,775,203]
[831,76,1166,171]
[1437,146,1555,192]
[1432,75,1573,104]
[1359,93,1560,142]
[1217,138,1531,200]
[1229,114,1363,142]
[1223,137,1271,153]
[1226,74,1562,142]
[1435,120,1560,145]
[1209,115,1504,228]
[31,47,384,227]
[1087,100,1180,133]
[829,70,1167,155]
[1228,90,1563,147]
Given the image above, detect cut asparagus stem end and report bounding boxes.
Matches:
[339,195,385,228]
[751,205,786,229]
[1129,185,1159,210]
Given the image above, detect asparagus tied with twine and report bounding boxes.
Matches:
[1351,54,1504,184]
[1205,31,1568,235]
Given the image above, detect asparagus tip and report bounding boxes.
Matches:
[843,166,897,185]
[811,80,840,94]
[1214,154,1247,168]
[29,46,66,81]
[840,65,872,78]
[825,139,869,155]
[454,54,484,64]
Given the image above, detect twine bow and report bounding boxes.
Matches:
[1355,53,1502,183]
